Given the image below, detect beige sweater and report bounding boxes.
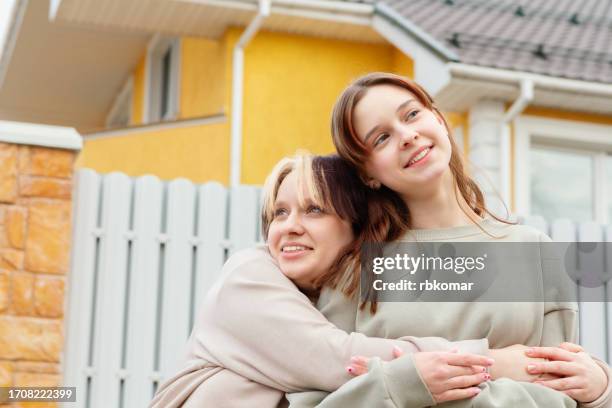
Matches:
[151,219,612,408]
[150,245,488,407]
[287,219,612,407]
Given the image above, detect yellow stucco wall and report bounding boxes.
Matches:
[392,47,414,78]
[131,55,146,125]
[223,28,415,184]
[76,122,230,184]
[180,37,226,119]
[81,29,416,185]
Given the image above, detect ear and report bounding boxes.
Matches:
[366,179,381,190]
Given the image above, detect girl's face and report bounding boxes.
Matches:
[268,171,353,289]
[352,84,452,197]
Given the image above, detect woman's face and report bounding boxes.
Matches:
[268,171,353,289]
[352,84,452,197]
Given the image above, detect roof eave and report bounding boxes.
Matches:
[437,63,612,116]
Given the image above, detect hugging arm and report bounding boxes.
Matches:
[193,248,490,394]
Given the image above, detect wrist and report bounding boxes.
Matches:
[486,349,501,380]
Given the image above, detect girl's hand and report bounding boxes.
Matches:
[525,343,607,403]
[488,344,558,382]
[347,347,494,403]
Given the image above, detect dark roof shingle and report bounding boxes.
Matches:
[382,0,612,83]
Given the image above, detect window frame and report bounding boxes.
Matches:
[514,115,612,224]
[144,35,181,123]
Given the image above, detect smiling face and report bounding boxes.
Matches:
[352,84,453,198]
[267,171,354,289]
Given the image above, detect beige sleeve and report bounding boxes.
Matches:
[580,359,612,408]
[539,236,612,408]
[193,247,488,393]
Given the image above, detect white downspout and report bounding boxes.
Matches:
[499,79,534,211]
[230,0,271,187]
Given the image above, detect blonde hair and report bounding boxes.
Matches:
[261,153,327,240]
[260,152,410,311]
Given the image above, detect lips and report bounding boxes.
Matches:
[404,145,433,168]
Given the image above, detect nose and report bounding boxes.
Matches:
[283,211,305,235]
[399,129,417,150]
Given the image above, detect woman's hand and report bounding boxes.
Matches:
[524,342,607,403]
[488,344,557,382]
[347,347,494,403]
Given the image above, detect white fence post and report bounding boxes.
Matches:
[91,172,133,407]
[193,182,228,321]
[124,175,164,407]
[62,169,101,408]
[578,222,607,361]
[158,179,197,380]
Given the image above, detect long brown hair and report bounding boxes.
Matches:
[261,153,409,302]
[331,72,513,312]
[331,72,512,227]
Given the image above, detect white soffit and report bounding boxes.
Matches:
[51,0,384,44]
[0,0,149,131]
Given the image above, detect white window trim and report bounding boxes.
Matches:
[514,115,612,224]
[106,77,134,129]
[143,35,181,124]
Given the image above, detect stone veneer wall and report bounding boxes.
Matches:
[0,142,76,408]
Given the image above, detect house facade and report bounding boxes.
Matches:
[2,0,611,221]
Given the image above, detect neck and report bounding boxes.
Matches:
[402,170,482,230]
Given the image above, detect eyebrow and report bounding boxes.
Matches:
[273,200,287,208]
[363,99,416,143]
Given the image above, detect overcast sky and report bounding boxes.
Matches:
[0,0,17,61]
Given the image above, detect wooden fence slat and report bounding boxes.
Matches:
[578,222,607,361]
[193,182,227,320]
[606,226,612,363]
[228,185,261,255]
[550,219,581,309]
[521,215,548,234]
[62,169,101,408]
[123,175,164,406]
[158,179,197,379]
[91,173,133,407]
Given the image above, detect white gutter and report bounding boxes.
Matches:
[502,79,534,123]
[499,79,533,208]
[449,63,612,97]
[230,0,271,187]
[178,0,373,15]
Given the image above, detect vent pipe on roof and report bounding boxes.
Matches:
[230,0,271,187]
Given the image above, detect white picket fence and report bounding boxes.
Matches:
[63,169,612,408]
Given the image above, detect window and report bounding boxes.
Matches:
[529,146,593,222]
[106,78,133,129]
[146,37,180,123]
[514,116,612,225]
